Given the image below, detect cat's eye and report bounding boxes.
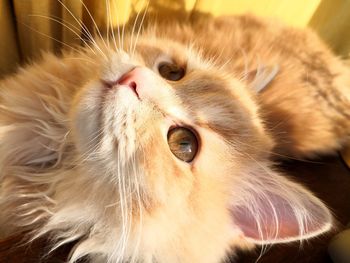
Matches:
[158,62,185,81]
[167,127,198,162]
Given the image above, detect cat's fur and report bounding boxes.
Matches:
[177,15,350,158]
[0,14,348,263]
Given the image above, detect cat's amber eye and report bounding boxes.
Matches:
[167,127,198,162]
[158,62,185,81]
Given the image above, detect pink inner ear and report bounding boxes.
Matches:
[232,193,320,241]
[230,168,332,244]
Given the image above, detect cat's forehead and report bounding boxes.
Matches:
[134,36,210,71]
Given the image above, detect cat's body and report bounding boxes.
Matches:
[0,14,348,263]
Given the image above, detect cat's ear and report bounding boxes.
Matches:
[229,166,332,245]
[244,64,279,92]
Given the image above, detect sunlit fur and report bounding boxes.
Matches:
[172,15,350,158]
[0,10,344,263]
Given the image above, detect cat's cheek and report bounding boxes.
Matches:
[70,81,105,155]
[142,144,194,207]
[190,127,238,174]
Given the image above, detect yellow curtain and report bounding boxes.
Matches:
[0,0,20,76]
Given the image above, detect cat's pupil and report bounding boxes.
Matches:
[158,62,185,81]
[167,127,198,162]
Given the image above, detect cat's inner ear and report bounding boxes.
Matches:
[244,64,279,92]
[229,166,332,244]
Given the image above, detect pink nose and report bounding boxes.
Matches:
[117,67,149,97]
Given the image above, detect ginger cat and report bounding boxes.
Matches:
[1,13,348,263]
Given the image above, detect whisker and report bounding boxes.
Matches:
[105,0,110,47]
[29,14,82,39]
[132,146,144,262]
[121,1,129,52]
[111,0,122,50]
[78,0,109,54]
[71,127,106,165]
[64,57,98,65]
[28,14,96,55]
[19,22,82,53]
[56,0,107,60]
[126,166,134,262]
[130,0,144,55]
[132,1,149,56]
[230,136,322,163]
[107,0,119,52]
[117,148,128,261]
[56,0,92,42]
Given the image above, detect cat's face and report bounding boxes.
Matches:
[73,36,271,201]
[64,33,332,261]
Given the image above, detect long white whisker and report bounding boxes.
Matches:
[56,0,107,60]
[130,0,144,55]
[71,127,107,166]
[105,0,110,47]
[126,165,133,262]
[78,0,109,53]
[121,1,129,52]
[56,0,93,42]
[64,57,98,65]
[111,0,122,50]
[132,148,143,262]
[117,148,128,261]
[107,0,118,52]
[132,1,149,56]
[230,135,319,163]
[28,14,96,55]
[19,22,82,53]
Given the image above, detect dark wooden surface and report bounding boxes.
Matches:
[1,155,350,263]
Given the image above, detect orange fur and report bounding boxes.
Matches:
[155,15,350,157]
[0,14,342,263]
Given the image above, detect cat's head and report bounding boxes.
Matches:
[0,29,332,262]
[66,31,332,261]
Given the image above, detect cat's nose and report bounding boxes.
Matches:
[117,67,150,97]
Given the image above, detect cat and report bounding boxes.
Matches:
[1,12,349,263]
